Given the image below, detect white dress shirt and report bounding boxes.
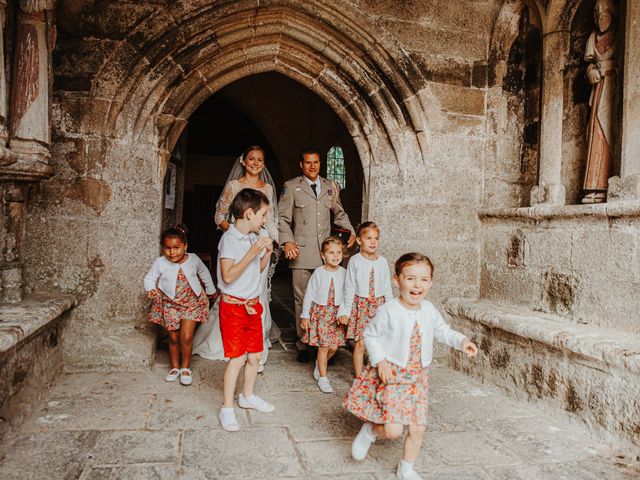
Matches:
[304,175,321,196]
[364,299,468,369]
[338,253,394,318]
[217,225,262,299]
[301,266,346,319]
[144,254,215,299]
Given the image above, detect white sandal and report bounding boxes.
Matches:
[179,368,193,386]
[165,368,180,382]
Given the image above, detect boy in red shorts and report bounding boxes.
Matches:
[217,188,275,432]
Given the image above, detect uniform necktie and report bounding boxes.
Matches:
[311,183,318,197]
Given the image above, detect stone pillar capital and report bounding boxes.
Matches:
[18,0,53,14]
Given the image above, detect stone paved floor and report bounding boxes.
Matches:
[1,343,639,480]
[2,272,639,479]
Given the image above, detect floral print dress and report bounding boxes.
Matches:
[302,279,346,348]
[148,269,209,331]
[346,267,386,341]
[344,320,429,425]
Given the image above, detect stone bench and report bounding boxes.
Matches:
[445,297,640,446]
[0,294,75,440]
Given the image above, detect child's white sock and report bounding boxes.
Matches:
[398,459,414,473]
[362,422,376,441]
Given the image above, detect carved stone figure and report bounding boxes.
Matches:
[582,0,617,204]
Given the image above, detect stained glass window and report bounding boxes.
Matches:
[326,146,346,189]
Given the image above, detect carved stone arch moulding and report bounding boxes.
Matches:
[89,0,431,181]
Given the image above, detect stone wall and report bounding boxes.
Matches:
[20,0,500,369]
[0,294,74,440]
[478,204,640,333]
[446,297,640,445]
[484,1,542,209]
[24,136,163,369]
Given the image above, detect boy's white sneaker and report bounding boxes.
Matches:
[238,393,275,413]
[352,422,376,461]
[219,408,240,432]
[313,361,320,380]
[317,376,334,393]
[396,464,423,480]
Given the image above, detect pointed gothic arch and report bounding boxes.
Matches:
[89,0,431,192]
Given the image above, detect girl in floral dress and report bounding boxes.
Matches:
[344,253,478,480]
[338,222,393,377]
[300,237,347,393]
[144,225,216,385]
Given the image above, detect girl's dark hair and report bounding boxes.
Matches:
[230,188,270,220]
[242,145,265,160]
[394,253,434,276]
[161,224,188,244]
[321,236,344,254]
[356,221,379,237]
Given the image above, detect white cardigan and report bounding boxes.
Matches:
[301,266,346,319]
[144,254,215,300]
[364,298,467,369]
[338,253,394,318]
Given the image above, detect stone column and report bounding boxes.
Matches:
[530,30,568,205]
[0,0,7,135]
[608,2,640,201]
[0,0,12,167]
[0,0,53,302]
[8,0,54,163]
[0,183,27,303]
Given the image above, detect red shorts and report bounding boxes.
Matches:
[219,297,264,358]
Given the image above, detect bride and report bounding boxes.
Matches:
[193,145,280,371]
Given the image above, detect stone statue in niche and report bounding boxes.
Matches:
[581,0,617,204]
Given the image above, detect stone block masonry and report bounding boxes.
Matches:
[446,297,640,446]
[22,0,493,371]
[0,294,74,441]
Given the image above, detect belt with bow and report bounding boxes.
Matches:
[221,294,260,315]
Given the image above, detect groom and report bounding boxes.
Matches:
[278,149,355,362]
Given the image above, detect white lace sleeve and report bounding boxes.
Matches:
[214,181,238,227]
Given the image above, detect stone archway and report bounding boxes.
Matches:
[93,0,431,189]
[25,0,435,369]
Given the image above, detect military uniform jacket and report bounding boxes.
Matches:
[278,176,355,270]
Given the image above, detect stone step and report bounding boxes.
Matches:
[444,297,640,446]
